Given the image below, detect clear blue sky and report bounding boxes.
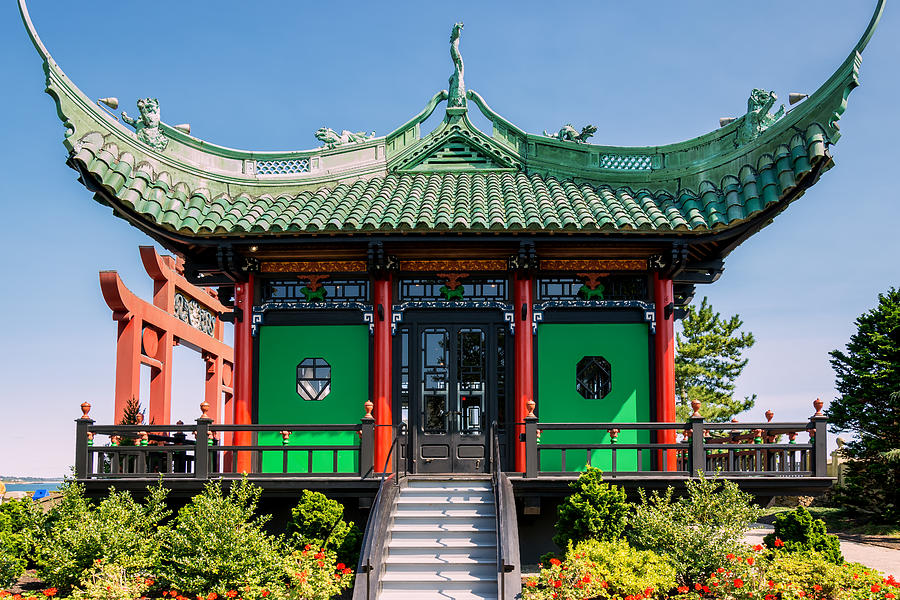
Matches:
[1,1,897,477]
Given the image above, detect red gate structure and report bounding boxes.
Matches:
[100,246,234,426]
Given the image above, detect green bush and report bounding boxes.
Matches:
[764,506,843,564]
[627,473,761,584]
[523,538,676,600]
[0,498,36,587]
[69,560,154,600]
[29,481,169,592]
[156,479,285,597]
[287,489,362,567]
[553,466,630,548]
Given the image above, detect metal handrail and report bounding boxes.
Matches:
[354,423,407,600]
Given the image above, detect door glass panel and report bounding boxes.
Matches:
[496,327,506,426]
[400,329,409,424]
[422,329,449,433]
[457,328,485,434]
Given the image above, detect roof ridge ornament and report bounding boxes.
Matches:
[734,88,784,146]
[543,124,597,144]
[122,98,169,151]
[314,127,375,149]
[447,22,466,109]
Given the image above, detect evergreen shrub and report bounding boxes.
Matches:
[156,479,284,597]
[287,489,361,567]
[553,466,630,548]
[627,473,760,584]
[764,506,843,564]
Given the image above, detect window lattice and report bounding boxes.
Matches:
[256,158,310,175]
[598,154,652,171]
[297,358,331,401]
[576,356,612,400]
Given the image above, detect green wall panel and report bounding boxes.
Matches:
[537,323,651,473]
[257,325,369,474]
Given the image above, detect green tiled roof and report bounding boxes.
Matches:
[20,0,883,241]
[70,125,829,235]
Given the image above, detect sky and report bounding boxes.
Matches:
[1,1,897,477]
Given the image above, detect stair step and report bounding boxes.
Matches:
[388,534,497,547]
[406,480,492,492]
[385,555,496,566]
[397,494,494,504]
[378,588,497,600]
[394,507,496,518]
[385,547,497,560]
[391,521,496,532]
[382,567,497,582]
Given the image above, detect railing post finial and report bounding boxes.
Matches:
[281,430,291,445]
[80,402,92,420]
[364,400,374,419]
[690,399,701,418]
[525,399,536,419]
[200,400,211,420]
[813,398,824,417]
[765,409,774,422]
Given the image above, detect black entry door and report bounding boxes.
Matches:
[416,324,492,473]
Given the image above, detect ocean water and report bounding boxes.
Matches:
[3,482,63,493]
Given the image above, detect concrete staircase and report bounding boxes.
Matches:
[379,477,498,600]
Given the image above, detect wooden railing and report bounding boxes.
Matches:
[74,401,380,480]
[522,399,830,479]
[73,399,830,482]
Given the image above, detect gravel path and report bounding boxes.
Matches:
[745,526,900,575]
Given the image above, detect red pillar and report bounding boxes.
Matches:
[653,273,677,471]
[113,316,142,424]
[233,275,255,473]
[373,276,393,473]
[514,274,534,473]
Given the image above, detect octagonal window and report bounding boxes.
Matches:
[576,356,612,399]
[297,358,331,401]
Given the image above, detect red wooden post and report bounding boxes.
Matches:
[653,273,677,471]
[373,275,393,473]
[514,274,534,473]
[113,314,142,424]
[233,274,255,473]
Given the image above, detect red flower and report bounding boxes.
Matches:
[677,586,689,593]
[766,596,776,600]
[773,538,785,548]
[726,553,736,560]
[753,544,764,551]
[885,594,895,599]
[872,585,882,593]
[526,580,537,587]
[41,589,57,598]
[734,579,744,588]
[644,587,654,597]
[337,563,346,570]
[768,580,776,588]
[317,560,325,568]
[694,583,702,591]
[717,567,726,573]
[601,581,609,588]
[553,579,562,588]
[343,568,352,575]
[261,592,270,598]
[798,591,806,597]
[304,544,312,550]
[550,558,561,566]
[207,594,218,600]
[746,557,755,566]
[226,592,238,599]
[813,585,822,592]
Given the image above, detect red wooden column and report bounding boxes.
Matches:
[514,274,534,473]
[233,274,255,473]
[112,315,143,424]
[373,275,393,473]
[653,273,677,471]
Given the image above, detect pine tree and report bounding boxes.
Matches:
[827,287,900,457]
[675,297,756,422]
[118,396,145,426]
